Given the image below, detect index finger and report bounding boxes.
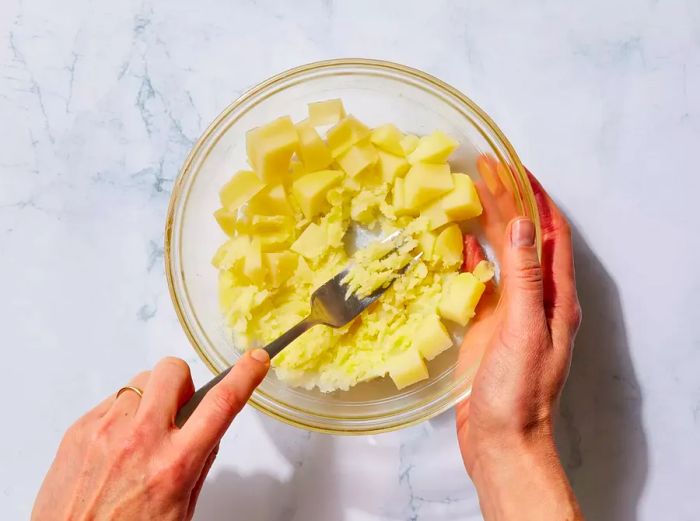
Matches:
[176,349,270,459]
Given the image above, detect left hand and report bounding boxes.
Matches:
[32,350,270,521]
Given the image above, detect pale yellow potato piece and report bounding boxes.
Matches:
[264,251,299,288]
[243,236,265,285]
[421,204,450,230]
[246,116,299,181]
[211,235,250,270]
[370,124,404,155]
[418,231,436,260]
[214,208,237,236]
[290,222,327,258]
[400,134,420,155]
[388,348,429,390]
[248,184,293,216]
[391,177,417,217]
[337,142,378,177]
[292,170,344,219]
[433,224,463,268]
[377,150,410,183]
[407,130,458,164]
[326,116,371,158]
[414,314,453,360]
[404,163,453,209]
[439,173,483,220]
[296,121,333,172]
[473,260,495,283]
[219,170,265,210]
[438,272,486,326]
[308,99,346,126]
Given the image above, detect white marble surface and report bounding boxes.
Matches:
[1,0,699,519]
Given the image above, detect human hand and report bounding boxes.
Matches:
[32,350,270,521]
[456,170,583,520]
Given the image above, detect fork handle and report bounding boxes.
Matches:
[175,317,315,427]
[263,317,315,359]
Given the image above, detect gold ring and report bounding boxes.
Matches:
[116,386,144,399]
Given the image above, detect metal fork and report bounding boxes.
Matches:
[175,232,420,427]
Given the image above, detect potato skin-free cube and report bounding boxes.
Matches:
[440,174,483,220]
[248,184,293,216]
[264,251,298,287]
[404,163,453,209]
[290,222,327,258]
[391,177,417,217]
[438,272,486,326]
[337,142,378,177]
[243,236,265,285]
[434,224,463,268]
[407,130,458,164]
[308,99,346,126]
[326,116,371,158]
[418,231,436,260]
[377,150,410,183]
[296,121,333,172]
[219,170,265,210]
[214,208,237,236]
[388,348,429,390]
[246,116,299,181]
[400,134,420,156]
[292,170,344,219]
[370,124,404,155]
[211,235,250,270]
[414,315,453,360]
[421,204,450,230]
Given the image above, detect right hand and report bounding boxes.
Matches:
[456,170,584,520]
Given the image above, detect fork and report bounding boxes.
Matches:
[175,232,420,427]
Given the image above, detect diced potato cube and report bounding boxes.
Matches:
[290,222,327,258]
[246,116,299,181]
[377,150,410,183]
[308,99,346,126]
[433,224,463,268]
[264,251,298,288]
[407,130,458,164]
[404,163,453,209]
[438,272,486,326]
[292,170,344,219]
[418,231,436,260]
[391,177,417,217]
[388,348,429,390]
[400,134,420,156]
[212,235,250,270]
[337,142,378,177]
[219,170,265,210]
[370,124,404,155]
[414,314,453,360]
[243,236,264,285]
[473,260,495,283]
[248,184,293,216]
[214,208,237,236]
[326,116,371,158]
[246,215,295,251]
[440,174,483,220]
[421,204,450,230]
[296,121,333,172]
[289,159,306,179]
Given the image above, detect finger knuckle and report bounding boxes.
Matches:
[158,357,191,378]
[569,301,583,331]
[148,454,191,491]
[516,263,543,287]
[210,389,244,419]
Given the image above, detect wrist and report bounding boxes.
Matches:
[466,425,583,520]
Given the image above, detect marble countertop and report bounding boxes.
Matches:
[2,1,699,519]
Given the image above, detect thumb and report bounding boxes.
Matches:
[502,217,545,333]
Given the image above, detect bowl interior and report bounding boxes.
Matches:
[166,60,537,433]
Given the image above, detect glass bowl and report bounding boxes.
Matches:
[165,59,540,434]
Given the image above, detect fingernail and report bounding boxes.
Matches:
[250,349,270,364]
[511,218,535,247]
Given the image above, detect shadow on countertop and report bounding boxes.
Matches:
[556,223,648,521]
